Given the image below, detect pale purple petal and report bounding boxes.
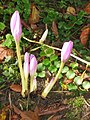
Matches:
[10,11,22,42]
[24,62,30,78]
[24,52,29,63]
[61,41,73,63]
[30,54,37,76]
[24,52,30,78]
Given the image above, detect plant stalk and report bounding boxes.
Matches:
[16,41,25,97]
[30,76,34,93]
[41,62,65,98]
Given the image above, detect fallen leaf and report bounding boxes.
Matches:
[80,25,90,46]
[0,106,9,120]
[66,6,76,15]
[10,84,22,93]
[51,21,58,37]
[31,23,38,31]
[29,4,40,24]
[84,2,90,14]
[0,45,14,62]
[63,79,73,84]
[0,111,6,120]
[13,105,39,120]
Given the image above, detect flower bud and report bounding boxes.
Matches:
[61,41,73,63]
[24,52,30,79]
[10,10,22,42]
[30,54,37,76]
[39,29,48,43]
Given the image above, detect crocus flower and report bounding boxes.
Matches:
[23,52,30,91]
[42,41,73,98]
[10,11,25,97]
[10,10,22,42]
[30,54,37,93]
[39,29,48,43]
[30,54,37,76]
[61,41,73,63]
[24,52,30,79]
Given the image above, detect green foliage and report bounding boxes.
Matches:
[67,83,77,91]
[0,22,6,31]
[82,81,90,90]
[62,66,69,73]
[66,70,75,79]
[66,96,84,120]
[37,46,60,77]
[1,57,20,81]
[74,76,83,85]
[2,34,14,48]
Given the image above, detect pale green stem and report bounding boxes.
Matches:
[30,76,34,93]
[24,75,28,92]
[23,37,90,66]
[41,62,65,98]
[16,42,25,97]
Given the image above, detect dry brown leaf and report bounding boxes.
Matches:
[0,45,14,62]
[29,4,40,24]
[13,105,39,120]
[0,111,6,120]
[0,106,9,120]
[51,21,58,37]
[10,84,22,93]
[80,25,90,46]
[31,23,38,31]
[66,6,76,15]
[63,79,73,84]
[84,2,90,14]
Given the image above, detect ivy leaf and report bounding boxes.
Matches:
[0,22,6,31]
[43,58,50,66]
[66,70,75,79]
[68,83,77,91]
[62,66,69,73]
[50,54,58,61]
[82,81,90,90]
[38,71,45,78]
[74,76,83,85]
[37,63,45,71]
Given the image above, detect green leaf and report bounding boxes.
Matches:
[66,70,75,79]
[40,51,46,57]
[48,65,57,73]
[2,34,14,47]
[74,76,83,85]
[70,62,78,69]
[82,81,90,90]
[38,71,45,78]
[68,83,77,90]
[59,73,63,79]
[37,63,45,71]
[54,61,61,68]
[45,48,54,57]
[0,22,6,31]
[43,58,50,66]
[50,54,58,61]
[62,66,69,73]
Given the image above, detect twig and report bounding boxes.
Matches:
[23,37,90,66]
[83,97,90,107]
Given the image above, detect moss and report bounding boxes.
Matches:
[66,96,84,120]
